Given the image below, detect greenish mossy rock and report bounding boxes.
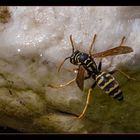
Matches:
[0,53,139,133]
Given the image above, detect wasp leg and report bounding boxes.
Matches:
[109,70,117,75]
[48,77,76,88]
[78,82,96,119]
[98,58,102,71]
[116,69,136,81]
[84,73,92,80]
[89,34,97,56]
[78,88,92,119]
[109,69,136,81]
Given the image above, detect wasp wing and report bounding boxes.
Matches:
[76,65,85,91]
[92,46,133,58]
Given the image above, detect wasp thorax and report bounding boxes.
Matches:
[78,52,89,63]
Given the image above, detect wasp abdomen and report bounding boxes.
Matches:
[96,72,123,101]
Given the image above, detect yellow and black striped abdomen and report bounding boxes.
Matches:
[96,72,123,101]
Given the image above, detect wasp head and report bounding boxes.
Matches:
[70,50,81,65]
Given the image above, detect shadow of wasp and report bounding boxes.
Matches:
[48,34,136,119]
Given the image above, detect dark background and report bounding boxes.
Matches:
[0,126,21,133]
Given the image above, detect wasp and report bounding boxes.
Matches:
[48,34,135,118]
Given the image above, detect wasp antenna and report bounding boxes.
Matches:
[70,35,75,53]
[89,34,97,56]
[119,36,126,46]
[58,57,70,72]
